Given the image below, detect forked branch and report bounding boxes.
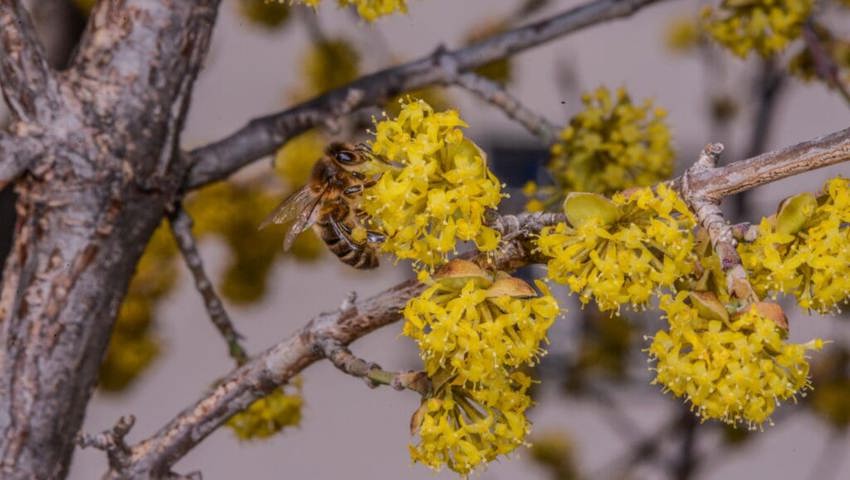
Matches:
[184,0,669,189]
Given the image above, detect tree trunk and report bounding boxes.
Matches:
[0,1,219,478]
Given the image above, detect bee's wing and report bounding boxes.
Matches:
[259,185,325,251]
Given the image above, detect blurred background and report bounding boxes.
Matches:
[2,0,848,478]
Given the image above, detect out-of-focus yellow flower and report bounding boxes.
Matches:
[648,293,824,427]
[528,431,580,480]
[740,178,850,313]
[530,87,673,210]
[239,0,291,28]
[536,186,695,312]
[288,0,409,21]
[99,223,177,391]
[361,99,503,268]
[664,16,702,53]
[274,129,327,189]
[227,383,303,439]
[464,18,512,84]
[701,0,813,58]
[404,260,561,474]
[788,27,850,84]
[300,39,360,97]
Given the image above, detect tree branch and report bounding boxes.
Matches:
[184,0,669,190]
[682,144,755,301]
[454,72,559,144]
[108,125,850,478]
[169,207,249,365]
[671,126,850,201]
[802,22,850,107]
[0,0,57,122]
[0,125,43,189]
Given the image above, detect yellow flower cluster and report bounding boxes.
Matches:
[361,99,503,268]
[789,28,850,84]
[528,87,672,210]
[289,0,409,21]
[648,293,824,427]
[740,178,850,313]
[403,260,561,473]
[536,186,696,312]
[701,0,813,58]
[227,384,303,440]
[99,223,176,391]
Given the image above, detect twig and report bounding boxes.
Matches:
[106,130,850,478]
[317,328,430,395]
[682,144,755,301]
[454,72,559,144]
[803,22,850,107]
[0,125,43,189]
[184,0,669,189]
[0,0,58,122]
[671,126,850,201]
[77,415,135,471]
[671,409,699,480]
[169,207,249,365]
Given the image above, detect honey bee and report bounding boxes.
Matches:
[259,142,386,269]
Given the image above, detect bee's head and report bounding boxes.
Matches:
[327,142,366,170]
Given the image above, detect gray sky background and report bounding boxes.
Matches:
[68,0,850,479]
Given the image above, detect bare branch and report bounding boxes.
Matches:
[454,72,559,144]
[682,144,756,301]
[169,207,249,365]
[318,340,430,394]
[184,0,669,189]
[0,0,57,122]
[672,126,850,201]
[0,127,40,188]
[109,128,850,478]
[77,415,135,472]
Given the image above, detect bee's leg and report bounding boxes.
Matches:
[329,215,359,250]
[343,178,379,197]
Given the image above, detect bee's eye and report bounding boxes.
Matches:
[336,151,356,164]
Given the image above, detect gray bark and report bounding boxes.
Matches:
[0,1,219,478]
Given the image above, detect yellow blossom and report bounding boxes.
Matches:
[536,186,695,312]
[361,99,503,268]
[227,384,303,440]
[404,260,561,473]
[288,0,409,21]
[238,0,291,29]
[740,178,850,313]
[664,16,702,54]
[529,87,673,210]
[701,0,813,58]
[648,293,824,427]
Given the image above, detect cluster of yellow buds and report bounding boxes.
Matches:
[403,260,560,473]
[297,39,360,99]
[527,87,672,211]
[227,383,303,439]
[536,186,696,312]
[740,178,850,313]
[788,26,850,83]
[701,0,813,58]
[361,99,503,269]
[99,223,176,391]
[648,293,824,427]
[289,0,409,21]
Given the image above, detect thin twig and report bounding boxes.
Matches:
[803,22,850,107]
[0,0,58,122]
[76,415,135,471]
[169,207,249,365]
[184,0,669,189]
[107,130,850,478]
[454,72,559,144]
